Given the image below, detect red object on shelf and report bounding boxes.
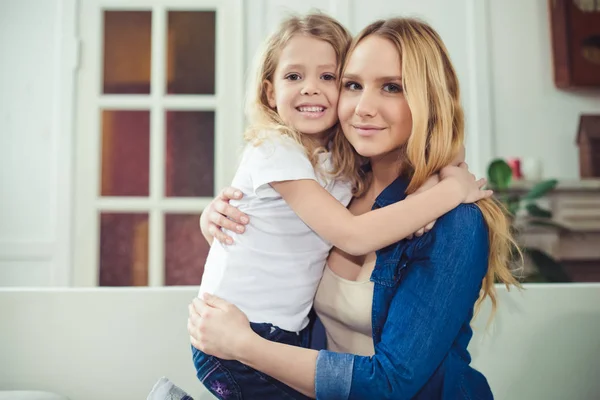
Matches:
[507,158,522,179]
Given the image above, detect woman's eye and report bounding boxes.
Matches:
[343,81,362,91]
[321,73,336,81]
[383,83,403,93]
[285,73,301,81]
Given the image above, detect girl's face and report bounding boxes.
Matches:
[338,35,413,160]
[265,35,340,138]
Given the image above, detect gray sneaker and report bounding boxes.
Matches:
[147,377,194,400]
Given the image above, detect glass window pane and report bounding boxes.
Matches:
[165,213,210,285]
[100,213,149,286]
[167,11,215,94]
[103,11,152,94]
[165,111,214,197]
[101,110,150,196]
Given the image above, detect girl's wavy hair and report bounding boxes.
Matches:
[332,17,522,317]
[244,12,357,182]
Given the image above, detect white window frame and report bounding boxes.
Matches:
[73,0,244,286]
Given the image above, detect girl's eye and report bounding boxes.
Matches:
[321,73,336,81]
[383,83,403,93]
[343,81,362,91]
[285,73,301,81]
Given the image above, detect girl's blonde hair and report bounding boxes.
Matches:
[244,13,358,182]
[335,17,521,316]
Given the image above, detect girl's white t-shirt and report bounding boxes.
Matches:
[199,133,353,332]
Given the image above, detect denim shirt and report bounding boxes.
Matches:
[315,176,493,399]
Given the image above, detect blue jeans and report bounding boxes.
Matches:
[192,322,312,400]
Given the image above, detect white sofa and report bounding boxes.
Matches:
[0,392,69,400]
[1,284,599,400]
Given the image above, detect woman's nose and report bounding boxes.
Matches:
[355,92,377,117]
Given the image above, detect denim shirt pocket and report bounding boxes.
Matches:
[370,248,410,342]
[374,231,436,285]
[370,247,410,287]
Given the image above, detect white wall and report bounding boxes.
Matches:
[1,285,599,399]
[348,0,494,179]
[0,0,69,286]
[488,0,600,180]
[1,0,599,286]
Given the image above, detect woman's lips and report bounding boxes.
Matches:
[352,124,384,137]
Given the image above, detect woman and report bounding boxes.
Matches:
[189,17,519,399]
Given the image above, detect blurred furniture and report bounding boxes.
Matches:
[549,0,600,88]
[576,114,600,178]
[510,179,600,281]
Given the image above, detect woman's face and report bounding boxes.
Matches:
[338,35,412,160]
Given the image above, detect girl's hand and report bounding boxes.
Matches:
[188,294,255,361]
[199,187,249,245]
[440,162,493,203]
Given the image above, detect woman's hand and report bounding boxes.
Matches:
[188,294,256,361]
[199,187,249,245]
[440,162,493,203]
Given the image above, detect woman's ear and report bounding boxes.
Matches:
[264,80,277,108]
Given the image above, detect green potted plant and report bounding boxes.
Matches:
[487,159,571,283]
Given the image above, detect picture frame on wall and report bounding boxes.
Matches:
[549,0,600,88]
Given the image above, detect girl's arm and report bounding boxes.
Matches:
[271,163,490,256]
[198,145,468,247]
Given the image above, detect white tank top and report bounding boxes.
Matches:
[314,265,375,356]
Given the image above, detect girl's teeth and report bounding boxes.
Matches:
[298,106,324,112]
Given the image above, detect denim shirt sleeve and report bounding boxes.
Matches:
[315,204,489,400]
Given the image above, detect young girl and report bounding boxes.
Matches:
[192,13,490,400]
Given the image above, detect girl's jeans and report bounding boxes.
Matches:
[191,322,312,400]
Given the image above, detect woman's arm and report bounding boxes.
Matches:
[239,334,318,397]
[271,163,490,256]
[189,295,320,397]
[189,204,490,399]
[199,187,249,245]
[314,205,490,399]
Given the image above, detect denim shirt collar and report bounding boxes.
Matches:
[370,175,414,286]
[372,175,410,209]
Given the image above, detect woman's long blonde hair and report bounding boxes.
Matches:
[334,18,521,316]
[244,12,358,181]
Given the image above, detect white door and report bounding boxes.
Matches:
[74,0,244,286]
